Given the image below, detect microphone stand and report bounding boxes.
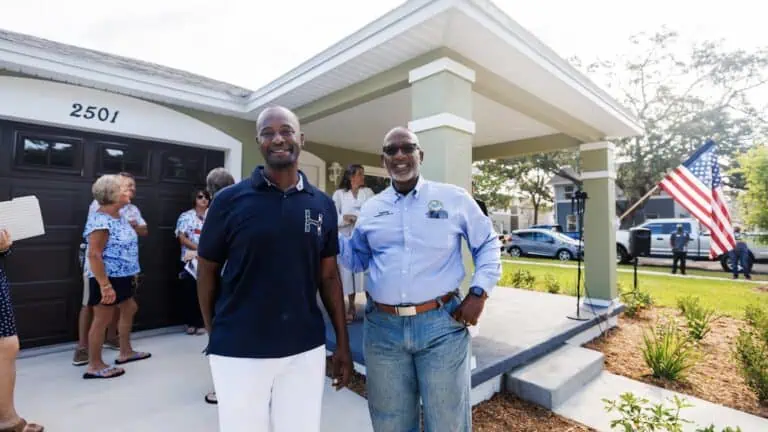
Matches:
[567,189,590,321]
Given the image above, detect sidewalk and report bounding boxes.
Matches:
[14,332,373,431]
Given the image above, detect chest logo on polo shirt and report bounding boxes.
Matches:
[305,209,323,236]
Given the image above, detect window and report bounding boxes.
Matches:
[14,132,82,173]
[162,152,204,183]
[566,214,578,232]
[564,185,574,200]
[364,175,390,194]
[99,144,148,177]
[645,223,664,234]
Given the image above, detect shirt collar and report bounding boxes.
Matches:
[386,176,427,201]
[251,166,312,194]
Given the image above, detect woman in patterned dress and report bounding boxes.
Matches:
[82,174,151,379]
[0,229,44,431]
[175,189,210,335]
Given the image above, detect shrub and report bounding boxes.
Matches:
[619,282,653,318]
[544,274,561,294]
[677,295,718,341]
[642,317,697,381]
[510,269,535,289]
[603,392,742,432]
[734,305,768,402]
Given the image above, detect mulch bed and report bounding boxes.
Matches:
[585,308,768,419]
[324,357,593,431]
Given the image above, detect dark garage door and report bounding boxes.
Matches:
[0,120,225,348]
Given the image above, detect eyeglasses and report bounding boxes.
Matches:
[383,143,419,157]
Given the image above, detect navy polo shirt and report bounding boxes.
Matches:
[197,166,339,358]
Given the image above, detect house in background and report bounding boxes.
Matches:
[488,200,554,234]
[549,167,688,232]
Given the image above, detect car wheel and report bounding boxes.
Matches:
[508,246,522,258]
[616,245,630,264]
[557,249,573,262]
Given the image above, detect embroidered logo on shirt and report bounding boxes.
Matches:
[374,210,393,218]
[305,209,323,236]
[426,200,449,219]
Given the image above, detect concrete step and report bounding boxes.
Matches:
[505,344,604,410]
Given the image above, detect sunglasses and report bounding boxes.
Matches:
[197,194,210,200]
[383,143,419,157]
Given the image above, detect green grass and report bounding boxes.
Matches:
[499,261,768,318]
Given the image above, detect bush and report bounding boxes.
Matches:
[603,392,742,432]
[642,317,697,381]
[511,269,535,289]
[544,274,561,294]
[734,304,768,402]
[677,295,718,341]
[619,282,653,318]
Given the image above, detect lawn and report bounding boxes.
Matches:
[499,260,768,318]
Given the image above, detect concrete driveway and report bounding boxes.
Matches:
[14,331,373,432]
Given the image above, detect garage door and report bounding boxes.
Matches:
[0,120,225,348]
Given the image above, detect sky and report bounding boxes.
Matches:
[1,0,765,95]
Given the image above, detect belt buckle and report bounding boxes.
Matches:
[395,305,417,317]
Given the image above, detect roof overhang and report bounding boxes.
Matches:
[0,0,643,152]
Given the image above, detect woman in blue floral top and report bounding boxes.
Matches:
[82,174,151,379]
[175,188,210,335]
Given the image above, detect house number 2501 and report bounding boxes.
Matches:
[69,103,119,123]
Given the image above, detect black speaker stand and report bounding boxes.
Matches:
[568,190,590,322]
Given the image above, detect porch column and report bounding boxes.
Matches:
[580,142,618,307]
[408,57,475,291]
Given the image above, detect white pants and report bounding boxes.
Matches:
[209,345,326,432]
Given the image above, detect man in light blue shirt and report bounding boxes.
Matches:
[338,126,502,432]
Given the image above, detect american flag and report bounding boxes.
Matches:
[659,139,736,258]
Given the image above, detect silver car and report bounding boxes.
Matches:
[505,228,583,262]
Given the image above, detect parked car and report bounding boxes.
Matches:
[505,228,583,262]
[615,217,768,272]
[528,224,581,240]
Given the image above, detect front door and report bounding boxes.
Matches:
[298,151,326,192]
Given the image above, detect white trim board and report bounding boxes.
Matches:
[363,165,389,178]
[0,76,243,180]
[409,57,476,84]
[409,113,475,135]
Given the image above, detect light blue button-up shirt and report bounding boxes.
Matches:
[338,177,502,305]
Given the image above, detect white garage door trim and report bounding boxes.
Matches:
[298,150,326,191]
[0,76,243,181]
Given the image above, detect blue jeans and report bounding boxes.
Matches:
[363,294,471,432]
[730,246,751,277]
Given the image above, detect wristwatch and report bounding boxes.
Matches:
[469,286,487,299]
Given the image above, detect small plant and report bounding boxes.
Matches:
[510,269,535,289]
[677,295,718,341]
[603,392,742,432]
[642,317,697,381]
[619,282,653,318]
[544,274,561,294]
[734,304,768,402]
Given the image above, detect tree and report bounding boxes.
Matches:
[573,28,768,214]
[473,152,575,223]
[735,145,768,230]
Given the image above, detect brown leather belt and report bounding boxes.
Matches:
[375,292,456,317]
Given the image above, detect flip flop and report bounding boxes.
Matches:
[204,391,218,405]
[0,418,44,432]
[115,351,151,365]
[83,366,125,380]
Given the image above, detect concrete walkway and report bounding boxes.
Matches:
[555,371,768,431]
[14,332,373,431]
[504,259,765,284]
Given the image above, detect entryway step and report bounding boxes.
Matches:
[505,344,604,410]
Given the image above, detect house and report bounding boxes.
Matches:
[0,0,642,348]
[549,167,689,232]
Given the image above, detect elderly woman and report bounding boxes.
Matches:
[82,174,151,379]
[0,229,44,431]
[332,164,374,322]
[201,167,235,405]
[175,188,210,335]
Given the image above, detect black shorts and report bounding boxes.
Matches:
[88,276,135,306]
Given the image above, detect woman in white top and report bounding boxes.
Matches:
[332,164,374,322]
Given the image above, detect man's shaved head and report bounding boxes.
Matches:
[257,106,300,132]
[383,126,418,147]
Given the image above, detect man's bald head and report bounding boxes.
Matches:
[257,105,301,132]
[383,126,418,148]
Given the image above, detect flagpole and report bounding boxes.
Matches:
[618,184,660,222]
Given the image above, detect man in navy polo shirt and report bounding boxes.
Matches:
[196,106,352,432]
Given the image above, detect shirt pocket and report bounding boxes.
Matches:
[413,216,458,250]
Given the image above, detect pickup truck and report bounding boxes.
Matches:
[616,218,768,272]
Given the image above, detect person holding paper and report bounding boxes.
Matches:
[331,164,374,322]
[174,189,210,335]
[82,174,151,379]
[0,229,45,431]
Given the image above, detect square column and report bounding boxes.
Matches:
[409,57,476,192]
[579,142,618,307]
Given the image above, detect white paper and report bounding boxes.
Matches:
[0,196,45,241]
